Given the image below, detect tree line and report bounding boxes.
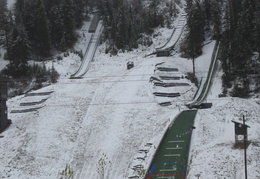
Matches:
[181,0,260,97]
[220,0,260,96]
[180,0,222,74]
[97,0,177,51]
[0,0,89,77]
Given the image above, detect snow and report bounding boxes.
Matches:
[7,0,15,11]
[156,12,187,50]
[187,59,260,178]
[1,3,260,179]
[0,48,8,71]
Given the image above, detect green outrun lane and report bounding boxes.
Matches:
[146,110,197,179]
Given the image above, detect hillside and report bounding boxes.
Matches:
[1,0,260,179]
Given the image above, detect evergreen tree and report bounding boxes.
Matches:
[61,0,76,47]
[73,0,85,28]
[184,0,205,74]
[0,0,8,46]
[14,0,25,16]
[185,0,193,14]
[49,5,64,48]
[22,1,37,43]
[256,1,260,52]
[34,0,51,56]
[8,25,31,76]
[148,0,162,28]
[116,2,127,49]
[211,0,222,39]
[232,0,254,73]
[4,11,14,59]
[203,0,211,21]
[0,0,7,31]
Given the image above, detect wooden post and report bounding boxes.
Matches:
[243,115,248,179]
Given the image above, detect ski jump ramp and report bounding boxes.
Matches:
[156,13,187,52]
[186,41,221,109]
[71,20,103,79]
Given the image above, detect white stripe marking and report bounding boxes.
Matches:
[168,140,184,143]
[164,154,180,157]
[166,147,183,150]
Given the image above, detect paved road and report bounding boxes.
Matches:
[146,110,197,179]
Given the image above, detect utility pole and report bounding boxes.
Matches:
[243,115,248,179]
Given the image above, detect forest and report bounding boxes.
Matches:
[181,0,260,97]
[0,0,260,97]
[0,0,92,78]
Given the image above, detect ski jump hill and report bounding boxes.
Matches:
[70,15,103,79]
[186,41,221,109]
[156,12,187,53]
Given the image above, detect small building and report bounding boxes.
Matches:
[231,120,250,144]
[0,76,11,133]
[156,50,170,57]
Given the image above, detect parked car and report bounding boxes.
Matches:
[127,61,134,69]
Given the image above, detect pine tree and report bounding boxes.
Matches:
[4,11,14,59]
[61,0,76,47]
[22,1,37,43]
[116,2,127,49]
[49,5,64,48]
[0,0,8,46]
[8,25,31,76]
[185,0,193,14]
[34,0,51,56]
[184,0,205,74]
[256,1,260,52]
[73,0,85,28]
[0,0,7,31]
[232,0,254,73]
[149,0,161,28]
[211,0,222,39]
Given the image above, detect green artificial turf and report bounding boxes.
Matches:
[147,110,197,179]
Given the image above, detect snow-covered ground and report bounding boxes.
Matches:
[1,2,260,179]
[0,38,197,179]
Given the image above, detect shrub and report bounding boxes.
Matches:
[231,84,249,98]
[186,72,198,86]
